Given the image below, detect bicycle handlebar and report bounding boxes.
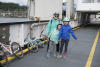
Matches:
[40,34,48,38]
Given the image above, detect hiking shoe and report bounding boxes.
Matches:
[54,53,57,57]
[46,53,50,59]
[64,52,67,56]
[57,55,62,59]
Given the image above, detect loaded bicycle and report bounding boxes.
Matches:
[24,33,38,53]
[0,42,23,63]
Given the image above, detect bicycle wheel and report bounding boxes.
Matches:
[27,42,34,52]
[32,44,38,53]
[28,42,38,53]
[0,49,8,63]
[11,42,23,58]
[37,39,44,48]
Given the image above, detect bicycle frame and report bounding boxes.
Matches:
[0,42,13,54]
[0,42,19,55]
[24,33,38,46]
[40,29,48,40]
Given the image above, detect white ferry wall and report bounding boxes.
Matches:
[28,0,63,20]
[9,22,47,47]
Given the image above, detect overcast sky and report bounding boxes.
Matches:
[0,0,28,5]
[0,0,70,5]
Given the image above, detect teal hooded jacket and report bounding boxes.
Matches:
[46,18,62,44]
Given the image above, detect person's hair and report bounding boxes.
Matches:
[57,24,62,29]
[53,12,59,16]
[63,21,69,23]
[63,21,70,24]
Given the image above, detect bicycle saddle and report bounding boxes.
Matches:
[32,37,36,40]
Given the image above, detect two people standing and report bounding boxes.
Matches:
[46,12,62,58]
[46,12,77,59]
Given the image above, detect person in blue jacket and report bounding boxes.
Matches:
[58,17,77,58]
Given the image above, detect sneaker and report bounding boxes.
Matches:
[46,53,50,59]
[54,53,57,57]
[57,55,62,59]
[64,52,67,56]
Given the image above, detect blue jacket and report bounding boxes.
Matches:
[58,24,77,40]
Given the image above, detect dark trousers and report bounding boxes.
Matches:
[60,39,69,54]
[47,41,60,53]
[0,63,3,67]
[56,43,59,52]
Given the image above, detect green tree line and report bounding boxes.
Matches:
[0,2,27,11]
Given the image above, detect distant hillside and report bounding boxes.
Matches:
[0,2,27,11]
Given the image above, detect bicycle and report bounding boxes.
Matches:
[34,29,48,48]
[40,30,55,52]
[24,33,38,53]
[39,30,49,47]
[0,42,23,63]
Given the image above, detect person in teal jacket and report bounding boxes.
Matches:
[46,12,62,58]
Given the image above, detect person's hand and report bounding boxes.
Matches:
[58,40,61,44]
[58,40,61,42]
[47,37,50,41]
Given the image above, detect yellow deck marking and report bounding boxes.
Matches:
[85,28,100,67]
